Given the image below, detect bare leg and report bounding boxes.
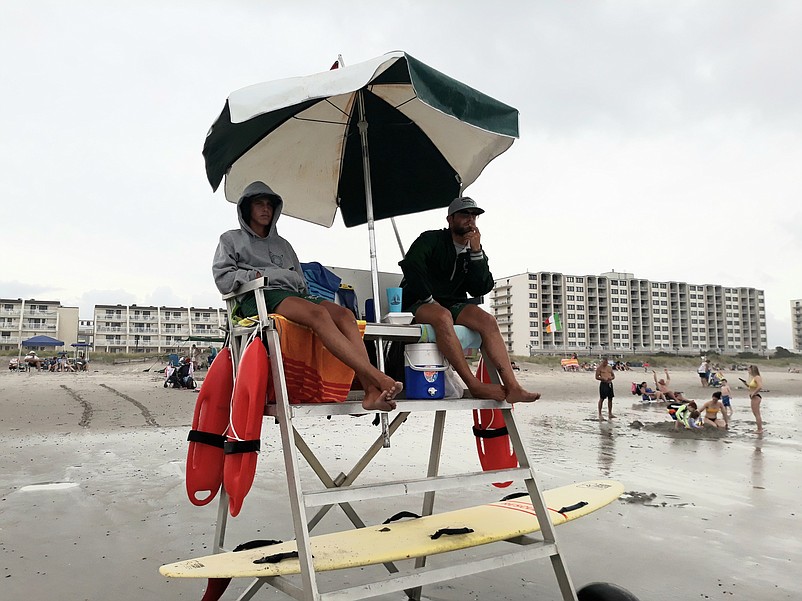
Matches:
[320,302,403,408]
[597,398,605,421]
[455,305,539,403]
[277,298,401,411]
[413,303,506,401]
[608,399,616,419]
[751,396,763,433]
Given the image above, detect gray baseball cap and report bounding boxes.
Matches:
[447,196,485,216]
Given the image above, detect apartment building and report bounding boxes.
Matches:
[792,299,802,350]
[0,298,79,351]
[92,305,226,353]
[491,271,767,356]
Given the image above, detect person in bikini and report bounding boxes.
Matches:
[700,391,728,429]
[745,365,764,434]
[399,196,540,404]
[213,181,403,412]
[652,368,688,402]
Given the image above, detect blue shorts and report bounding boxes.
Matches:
[721,395,731,407]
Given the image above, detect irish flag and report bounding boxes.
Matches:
[544,313,562,333]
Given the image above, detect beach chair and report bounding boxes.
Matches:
[192,277,580,601]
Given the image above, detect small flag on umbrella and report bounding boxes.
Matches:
[544,313,562,333]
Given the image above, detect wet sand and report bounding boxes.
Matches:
[1,363,799,600]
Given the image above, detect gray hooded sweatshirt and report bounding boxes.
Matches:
[212,182,308,296]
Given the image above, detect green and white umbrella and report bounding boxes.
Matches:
[204,51,518,321]
[204,51,518,228]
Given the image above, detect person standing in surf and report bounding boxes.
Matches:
[213,181,402,412]
[746,365,764,434]
[399,196,540,404]
[595,357,616,421]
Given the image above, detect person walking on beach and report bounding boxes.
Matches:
[745,365,764,434]
[697,359,710,387]
[213,181,402,412]
[190,344,201,371]
[399,196,540,404]
[595,357,615,420]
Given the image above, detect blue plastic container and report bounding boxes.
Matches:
[404,343,447,399]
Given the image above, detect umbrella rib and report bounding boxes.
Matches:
[291,116,348,126]
[324,98,350,119]
[391,95,418,111]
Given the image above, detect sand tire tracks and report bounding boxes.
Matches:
[60,385,94,428]
[99,383,161,427]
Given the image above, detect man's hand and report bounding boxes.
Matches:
[464,226,481,252]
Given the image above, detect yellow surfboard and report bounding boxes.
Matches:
[161,480,623,580]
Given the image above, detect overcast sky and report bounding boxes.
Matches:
[1,1,800,347]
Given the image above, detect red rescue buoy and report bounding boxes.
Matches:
[186,347,234,506]
[223,337,268,517]
[472,358,518,487]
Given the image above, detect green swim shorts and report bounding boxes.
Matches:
[408,301,471,323]
[237,290,325,318]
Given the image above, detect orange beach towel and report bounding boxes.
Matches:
[265,314,366,404]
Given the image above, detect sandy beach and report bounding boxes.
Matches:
[1,361,800,600]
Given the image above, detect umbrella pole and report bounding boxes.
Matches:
[356,89,391,447]
[391,217,406,257]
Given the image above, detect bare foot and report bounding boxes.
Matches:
[505,386,541,404]
[385,380,404,401]
[599,415,606,422]
[608,414,617,419]
[467,381,507,402]
[362,387,397,412]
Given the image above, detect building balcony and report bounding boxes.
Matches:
[96,326,126,333]
[22,323,57,331]
[24,310,58,317]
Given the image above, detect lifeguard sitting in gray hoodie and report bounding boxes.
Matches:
[211,181,402,411]
[213,181,307,298]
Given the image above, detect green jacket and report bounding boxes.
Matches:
[399,228,494,309]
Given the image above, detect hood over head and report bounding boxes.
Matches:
[237,181,284,237]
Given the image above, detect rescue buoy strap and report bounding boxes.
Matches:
[224,439,261,454]
[187,429,226,449]
[472,426,509,439]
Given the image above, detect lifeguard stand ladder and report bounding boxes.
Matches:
[216,280,578,601]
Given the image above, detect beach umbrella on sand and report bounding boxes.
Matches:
[203,51,519,314]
